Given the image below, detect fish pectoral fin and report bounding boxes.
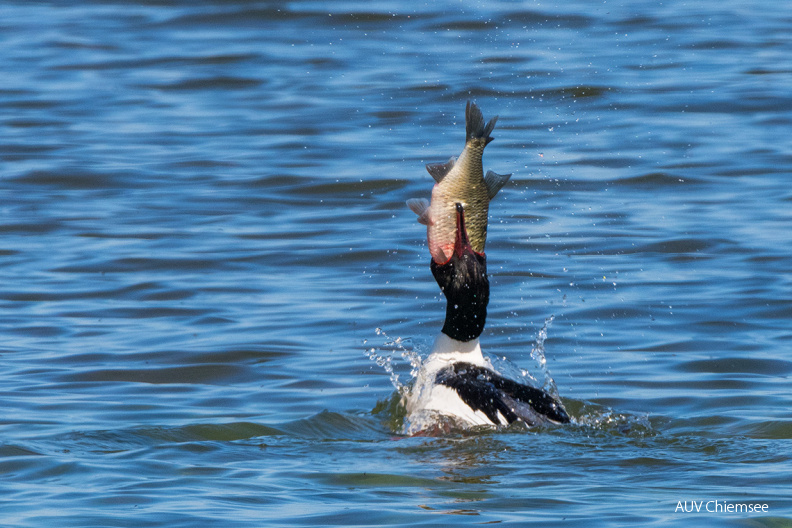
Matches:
[426,157,456,183]
[406,198,431,225]
[484,170,512,200]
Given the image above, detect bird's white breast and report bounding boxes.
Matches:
[402,334,505,434]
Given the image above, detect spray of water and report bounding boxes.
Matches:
[366,317,561,398]
[572,406,653,436]
[364,328,423,393]
[530,315,561,399]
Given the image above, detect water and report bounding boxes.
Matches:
[2,0,791,525]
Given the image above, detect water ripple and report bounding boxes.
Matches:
[1,0,791,525]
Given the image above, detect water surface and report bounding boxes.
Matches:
[2,0,791,526]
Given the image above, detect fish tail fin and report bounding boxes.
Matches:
[465,101,498,145]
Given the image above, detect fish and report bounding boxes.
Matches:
[407,101,511,264]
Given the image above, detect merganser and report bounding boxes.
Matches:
[404,203,569,433]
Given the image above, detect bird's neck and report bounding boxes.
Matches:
[429,332,486,366]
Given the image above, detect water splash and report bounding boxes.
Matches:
[530,315,561,399]
[485,316,560,395]
[572,406,654,437]
[364,328,423,393]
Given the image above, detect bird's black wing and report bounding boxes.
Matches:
[435,362,570,425]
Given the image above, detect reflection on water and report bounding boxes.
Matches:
[1,0,791,525]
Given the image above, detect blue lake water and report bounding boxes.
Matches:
[2,0,791,526]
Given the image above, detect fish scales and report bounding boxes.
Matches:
[407,101,511,264]
[430,140,490,257]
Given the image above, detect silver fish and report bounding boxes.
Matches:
[407,101,511,264]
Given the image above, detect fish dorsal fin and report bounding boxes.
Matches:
[484,170,512,200]
[406,198,431,225]
[426,157,456,183]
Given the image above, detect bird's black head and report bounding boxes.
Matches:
[431,203,489,342]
